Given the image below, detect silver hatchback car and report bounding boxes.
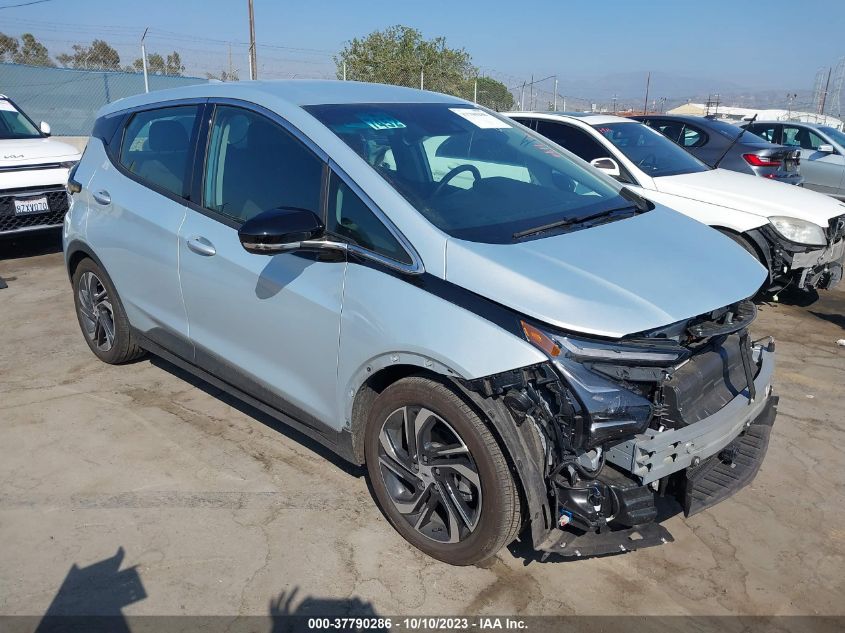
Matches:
[64,81,776,565]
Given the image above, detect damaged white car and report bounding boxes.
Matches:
[66,82,776,564]
[511,112,845,295]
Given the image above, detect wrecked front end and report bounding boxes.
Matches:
[750,214,845,292]
[462,299,777,559]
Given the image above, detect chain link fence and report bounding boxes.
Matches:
[0,63,208,136]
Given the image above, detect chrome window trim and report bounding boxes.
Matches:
[327,158,424,275]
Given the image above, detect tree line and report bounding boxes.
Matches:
[0,25,516,109]
[0,31,185,76]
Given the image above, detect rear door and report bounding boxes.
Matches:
[782,124,845,194]
[177,102,346,430]
[85,102,202,358]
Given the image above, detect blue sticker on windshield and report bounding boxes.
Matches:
[358,113,406,130]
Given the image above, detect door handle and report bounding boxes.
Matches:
[186,236,216,257]
[92,190,111,205]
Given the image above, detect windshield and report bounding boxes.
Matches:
[819,126,845,148]
[594,122,710,177]
[306,103,633,243]
[0,100,42,140]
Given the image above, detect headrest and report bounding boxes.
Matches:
[149,120,188,152]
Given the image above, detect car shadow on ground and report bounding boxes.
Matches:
[0,229,63,261]
[148,355,365,480]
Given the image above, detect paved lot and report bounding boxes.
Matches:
[1,230,844,618]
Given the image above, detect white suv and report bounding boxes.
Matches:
[0,95,80,237]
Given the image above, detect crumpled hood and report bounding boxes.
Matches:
[445,206,767,338]
[0,137,80,167]
[655,168,845,225]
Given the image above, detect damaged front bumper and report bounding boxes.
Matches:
[754,221,845,291]
[540,341,778,559]
[605,343,775,484]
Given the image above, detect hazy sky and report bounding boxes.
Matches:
[2,0,844,90]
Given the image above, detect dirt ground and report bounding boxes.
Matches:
[1,230,843,618]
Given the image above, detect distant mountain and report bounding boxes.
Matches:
[544,71,830,112]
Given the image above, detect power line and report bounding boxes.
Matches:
[0,0,59,8]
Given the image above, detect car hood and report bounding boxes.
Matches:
[0,137,80,167]
[445,206,766,338]
[654,169,845,225]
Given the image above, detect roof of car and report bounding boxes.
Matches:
[98,80,466,117]
[506,111,635,126]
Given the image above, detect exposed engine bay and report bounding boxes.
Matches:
[462,299,778,558]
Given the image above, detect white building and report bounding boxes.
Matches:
[667,102,843,129]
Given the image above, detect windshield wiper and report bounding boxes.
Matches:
[512,204,639,240]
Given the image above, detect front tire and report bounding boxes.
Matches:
[364,376,521,566]
[72,258,145,364]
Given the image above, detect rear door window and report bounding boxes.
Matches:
[680,123,707,148]
[535,120,606,162]
[119,105,200,198]
[747,123,778,143]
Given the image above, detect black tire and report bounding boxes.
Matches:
[719,229,761,260]
[72,258,145,364]
[364,376,521,566]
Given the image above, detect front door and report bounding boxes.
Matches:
[178,104,345,430]
[782,125,845,195]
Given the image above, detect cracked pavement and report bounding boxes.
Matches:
[1,232,844,617]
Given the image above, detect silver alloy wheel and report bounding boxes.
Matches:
[77,271,116,352]
[377,406,482,544]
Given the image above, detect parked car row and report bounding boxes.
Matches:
[508,112,845,294]
[2,81,842,567]
[54,80,804,567]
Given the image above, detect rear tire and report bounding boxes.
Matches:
[364,376,521,566]
[72,258,145,364]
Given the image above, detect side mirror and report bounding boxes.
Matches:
[817,144,835,154]
[39,121,51,136]
[238,207,324,255]
[590,157,621,177]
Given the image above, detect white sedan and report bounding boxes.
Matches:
[509,111,845,294]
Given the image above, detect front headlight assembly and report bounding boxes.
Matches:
[520,322,684,448]
[768,216,827,246]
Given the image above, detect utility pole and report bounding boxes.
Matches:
[819,67,832,115]
[529,74,534,111]
[553,77,558,110]
[643,72,650,114]
[520,82,526,111]
[140,27,149,93]
[228,43,233,81]
[474,77,478,104]
[247,0,258,80]
[420,67,424,90]
[342,61,347,81]
[612,93,617,114]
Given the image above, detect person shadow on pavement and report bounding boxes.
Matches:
[34,546,146,633]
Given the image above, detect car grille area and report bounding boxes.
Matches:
[0,187,69,234]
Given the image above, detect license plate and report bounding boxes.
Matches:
[13,196,50,216]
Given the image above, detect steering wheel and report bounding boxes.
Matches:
[433,164,482,197]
